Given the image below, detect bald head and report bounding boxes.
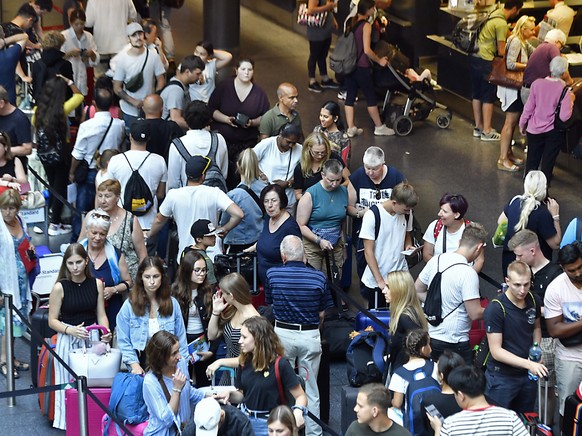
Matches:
[277,82,298,113]
[142,94,163,118]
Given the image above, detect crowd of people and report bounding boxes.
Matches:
[0,0,581,435]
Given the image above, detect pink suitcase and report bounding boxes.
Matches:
[101,414,148,435]
[65,387,111,436]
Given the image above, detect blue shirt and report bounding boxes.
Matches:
[116,297,189,367]
[266,261,334,325]
[143,358,205,435]
[221,179,266,245]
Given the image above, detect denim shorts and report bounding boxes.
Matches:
[470,56,497,103]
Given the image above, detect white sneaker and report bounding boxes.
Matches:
[337,90,347,100]
[374,125,396,136]
[48,223,72,236]
[347,126,364,138]
[33,226,44,234]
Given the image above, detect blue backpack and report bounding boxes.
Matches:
[346,330,388,387]
[103,372,149,434]
[396,359,440,436]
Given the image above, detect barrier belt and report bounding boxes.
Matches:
[306,410,341,436]
[478,271,502,289]
[7,303,134,436]
[27,164,83,218]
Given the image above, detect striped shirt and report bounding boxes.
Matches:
[440,406,529,436]
[266,261,334,325]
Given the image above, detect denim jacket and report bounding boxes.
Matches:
[221,180,265,245]
[116,297,189,367]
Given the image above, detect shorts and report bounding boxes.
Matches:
[540,337,556,387]
[470,56,497,104]
[505,95,524,113]
[555,357,582,415]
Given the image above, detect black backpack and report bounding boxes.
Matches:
[36,127,64,166]
[452,11,501,54]
[346,330,388,387]
[423,255,469,326]
[122,153,154,217]
[172,132,227,192]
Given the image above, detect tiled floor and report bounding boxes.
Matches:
[2,0,581,434]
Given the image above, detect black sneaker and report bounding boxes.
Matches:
[308,82,323,93]
[321,79,340,89]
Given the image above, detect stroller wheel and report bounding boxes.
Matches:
[393,116,413,136]
[436,114,451,129]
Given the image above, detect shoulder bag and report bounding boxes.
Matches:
[74,117,114,183]
[554,86,581,131]
[125,48,149,93]
[297,2,328,28]
[487,36,523,89]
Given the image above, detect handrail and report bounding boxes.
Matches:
[1,293,134,435]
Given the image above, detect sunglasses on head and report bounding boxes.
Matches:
[91,212,110,221]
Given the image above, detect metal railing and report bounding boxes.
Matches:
[1,293,135,435]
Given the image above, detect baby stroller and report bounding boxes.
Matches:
[373,44,453,136]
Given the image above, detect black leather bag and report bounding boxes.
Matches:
[554,86,582,131]
[559,330,582,348]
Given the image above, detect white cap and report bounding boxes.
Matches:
[194,397,221,436]
[126,22,144,36]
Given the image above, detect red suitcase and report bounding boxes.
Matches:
[38,334,58,420]
[65,387,111,436]
[563,385,582,436]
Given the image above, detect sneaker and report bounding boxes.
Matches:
[321,79,340,89]
[347,126,364,138]
[481,129,501,141]
[33,226,44,234]
[374,124,396,136]
[308,82,323,93]
[337,90,347,100]
[473,127,482,137]
[48,223,72,236]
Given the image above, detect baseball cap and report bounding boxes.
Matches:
[190,219,219,239]
[194,397,221,436]
[185,155,211,180]
[130,119,150,143]
[545,29,567,45]
[126,22,144,36]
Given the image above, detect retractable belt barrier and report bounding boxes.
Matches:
[27,164,83,218]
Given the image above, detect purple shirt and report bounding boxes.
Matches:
[520,77,572,134]
[523,43,561,86]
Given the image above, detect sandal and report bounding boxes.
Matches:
[509,156,524,166]
[0,362,20,379]
[497,159,520,173]
[14,360,29,371]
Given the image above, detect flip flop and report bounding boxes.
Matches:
[14,360,29,371]
[0,362,20,379]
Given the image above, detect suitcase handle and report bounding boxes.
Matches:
[85,325,110,334]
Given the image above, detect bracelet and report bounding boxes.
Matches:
[552,215,560,221]
[64,325,69,335]
[315,236,322,245]
[172,388,182,393]
[292,405,308,415]
[121,281,130,291]
[212,312,220,316]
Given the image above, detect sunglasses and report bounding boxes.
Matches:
[375,190,382,200]
[91,212,110,221]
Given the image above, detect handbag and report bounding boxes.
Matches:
[74,117,114,183]
[17,238,37,273]
[68,325,121,387]
[487,39,523,89]
[297,2,328,28]
[492,219,508,248]
[124,48,149,93]
[20,191,46,209]
[554,86,581,132]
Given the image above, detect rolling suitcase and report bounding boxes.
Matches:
[563,385,582,436]
[101,414,148,436]
[341,385,359,434]
[521,378,555,435]
[38,334,58,420]
[31,305,56,386]
[355,291,390,342]
[214,252,265,307]
[66,387,112,436]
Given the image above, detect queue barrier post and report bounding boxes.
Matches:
[4,293,16,407]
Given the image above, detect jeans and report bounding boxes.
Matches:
[485,367,536,413]
[430,338,473,365]
[72,168,97,242]
[308,38,331,78]
[525,129,564,186]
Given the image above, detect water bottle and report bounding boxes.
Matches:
[527,342,542,381]
[499,283,508,294]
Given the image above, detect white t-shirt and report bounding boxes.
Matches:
[544,272,582,362]
[189,59,217,103]
[187,290,204,335]
[113,47,166,116]
[107,150,168,230]
[423,219,467,257]
[158,185,234,262]
[360,205,412,288]
[253,137,302,206]
[418,252,480,343]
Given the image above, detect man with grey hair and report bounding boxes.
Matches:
[522,28,572,104]
[265,234,334,436]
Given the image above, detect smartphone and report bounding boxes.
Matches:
[425,404,444,424]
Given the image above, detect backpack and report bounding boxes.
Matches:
[433,218,472,252]
[330,21,364,75]
[346,330,388,387]
[451,11,501,54]
[172,132,228,192]
[121,153,154,217]
[36,127,64,166]
[395,359,440,436]
[423,255,469,326]
[355,204,381,278]
[103,372,148,434]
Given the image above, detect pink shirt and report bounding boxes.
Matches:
[520,77,573,134]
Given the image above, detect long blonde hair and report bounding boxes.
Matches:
[386,271,428,335]
[512,15,535,42]
[300,132,331,178]
[514,171,547,232]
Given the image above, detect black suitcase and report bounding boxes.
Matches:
[563,389,582,436]
[30,306,56,387]
[341,385,359,434]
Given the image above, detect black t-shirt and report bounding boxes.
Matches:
[235,356,299,411]
[292,151,344,192]
[389,314,422,374]
[421,391,462,420]
[532,262,562,337]
[1,23,25,38]
[219,404,254,436]
[144,118,184,163]
[484,292,541,375]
